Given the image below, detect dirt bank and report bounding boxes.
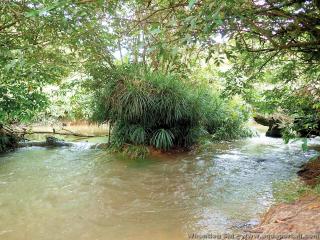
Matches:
[251,195,320,234]
[250,157,320,236]
[297,156,320,186]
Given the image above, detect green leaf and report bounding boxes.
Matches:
[301,138,308,152]
[151,28,161,35]
[188,0,197,9]
[25,10,39,18]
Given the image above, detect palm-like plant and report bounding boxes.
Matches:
[150,129,174,150]
[91,63,250,152]
[129,125,146,145]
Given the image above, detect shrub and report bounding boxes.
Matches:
[91,64,250,151]
[0,130,19,153]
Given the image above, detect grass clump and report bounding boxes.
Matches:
[273,179,311,203]
[91,64,250,153]
[273,178,320,203]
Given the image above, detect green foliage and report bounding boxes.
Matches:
[0,134,10,153]
[273,179,311,203]
[204,96,252,140]
[0,0,115,124]
[0,131,19,153]
[0,0,318,146]
[273,178,320,203]
[130,126,146,145]
[91,64,250,151]
[231,57,320,140]
[150,129,174,150]
[314,183,320,195]
[107,0,320,142]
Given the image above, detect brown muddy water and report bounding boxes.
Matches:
[0,135,319,240]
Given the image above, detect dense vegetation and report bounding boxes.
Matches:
[0,126,19,153]
[111,0,320,140]
[91,64,250,151]
[0,0,114,124]
[0,0,319,152]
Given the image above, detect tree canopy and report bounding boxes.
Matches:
[0,0,319,141]
[0,0,115,123]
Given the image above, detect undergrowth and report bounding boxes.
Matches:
[90,64,251,157]
[273,178,320,203]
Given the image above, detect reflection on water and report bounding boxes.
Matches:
[0,136,319,240]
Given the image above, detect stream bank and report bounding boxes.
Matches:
[251,156,320,235]
[0,125,20,153]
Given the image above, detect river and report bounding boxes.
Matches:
[0,133,319,240]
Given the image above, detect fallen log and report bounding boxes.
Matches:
[253,114,320,138]
[18,136,73,148]
[253,114,282,126]
[18,141,73,148]
[253,115,272,127]
[16,129,95,138]
[18,136,109,149]
[253,114,283,138]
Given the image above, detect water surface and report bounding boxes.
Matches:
[0,136,318,240]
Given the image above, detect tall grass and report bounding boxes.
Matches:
[91,64,250,151]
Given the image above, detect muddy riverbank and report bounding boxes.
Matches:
[251,157,320,236]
